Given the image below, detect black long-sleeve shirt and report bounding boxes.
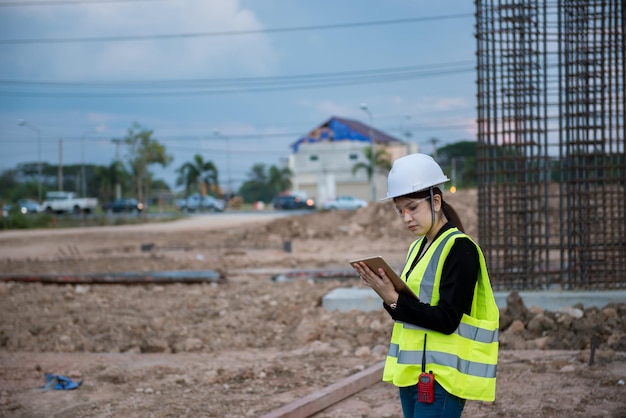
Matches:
[383,222,480,335]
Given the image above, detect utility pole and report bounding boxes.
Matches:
[80,129,96,197]
[112,138,123,162]
[111,138,123,199]
[430,137,440,160]
[451,157,457,190]
[58,138,63,191]
[402,114,413,141]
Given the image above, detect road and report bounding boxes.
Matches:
[0,210,289,239]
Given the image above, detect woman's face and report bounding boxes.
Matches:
[394,195,434,236]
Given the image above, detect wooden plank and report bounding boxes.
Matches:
[260,361,384,418]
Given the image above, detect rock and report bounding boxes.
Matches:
[505,290,528,319]
[355,346,371,357]
[182,337,204,352]
[204,370,219,384]
[59,334,72,344]
[0,282,10,296]
[556,313,573,327]
[506,319,526,334]
[372,344,388,357]
[141,338,170,353]
[74,285,89,294]
[558,306,584,319]
[527,313,555,335]
[607,332,626,351]
[532,336,552,349]
[602,307,618,319]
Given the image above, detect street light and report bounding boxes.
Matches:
[213,129,232,195]
[360,103,376,201]
[17,119,42,202]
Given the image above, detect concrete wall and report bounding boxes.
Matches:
[322,287,626,313]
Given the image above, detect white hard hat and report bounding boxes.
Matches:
[382,153,450,200]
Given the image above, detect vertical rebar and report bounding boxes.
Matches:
[476,0,625,290]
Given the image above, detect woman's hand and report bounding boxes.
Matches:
[352,261,399,306]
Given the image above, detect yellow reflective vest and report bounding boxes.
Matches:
[382,227,499,401]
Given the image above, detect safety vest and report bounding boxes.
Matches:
[382,227,499,401]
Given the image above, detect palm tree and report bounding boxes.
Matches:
[93,161,130,202]
[176,154,219,197]
[351,146,392,180]
[267,165,293,195]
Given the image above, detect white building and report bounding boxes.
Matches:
[287,116,418,203]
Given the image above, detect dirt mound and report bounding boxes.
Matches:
[1,189,625,418]
[499,290,626,353]
[257,188,478,241]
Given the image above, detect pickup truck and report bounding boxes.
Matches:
[42,191,98,214]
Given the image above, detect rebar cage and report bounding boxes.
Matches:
[475,0,625,290]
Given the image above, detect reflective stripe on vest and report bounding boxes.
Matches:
[401,320,499,345]
[388,342,497,379]
[416,230,462,302]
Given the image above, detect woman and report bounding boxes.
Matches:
[353,153,499,417]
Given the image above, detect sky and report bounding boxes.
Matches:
[0,0,477,193]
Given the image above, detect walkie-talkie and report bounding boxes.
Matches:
[417,334,435,404]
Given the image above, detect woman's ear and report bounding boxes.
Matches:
[433,193,443,212]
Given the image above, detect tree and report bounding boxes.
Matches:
[437,140,477,188]
[238,163,292,204]
[0,169,20,201]
[124,123,173,204]
[92,161,131,202]
[351,146,392,179]
[175,154,219,197]
[267,165,293,194]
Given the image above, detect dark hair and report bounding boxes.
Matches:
[400,187,465,233]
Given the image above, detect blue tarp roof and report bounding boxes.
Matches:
[290,116,404,152]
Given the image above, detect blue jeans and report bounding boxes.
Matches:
[399,381,466,418]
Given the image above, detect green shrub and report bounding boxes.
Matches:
[0,212,54,230]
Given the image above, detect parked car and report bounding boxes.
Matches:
[16,199,43,214]
[102,198,145,213]
[184,193,225,212]
[41,191,98,214]
[321,195,368,211]
[272,194,316,210]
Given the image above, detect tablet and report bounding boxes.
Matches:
[349,255,418,299]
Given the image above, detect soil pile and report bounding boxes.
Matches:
[0,188,624,418]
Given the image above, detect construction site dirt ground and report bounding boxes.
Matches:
[1,189,625,418]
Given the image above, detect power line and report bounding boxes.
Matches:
[0,61,473,87]
[0,13,473,45]
[2,121,474,147]
[0,62,474,97]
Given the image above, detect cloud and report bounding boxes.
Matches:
[408,96,470,114]
[2,0,277,80]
